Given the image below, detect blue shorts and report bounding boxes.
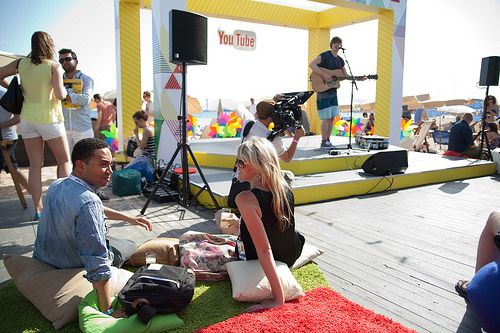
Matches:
[317,96,339,120]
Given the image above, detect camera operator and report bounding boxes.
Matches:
[227,100,304,209]
[245,101,304,163]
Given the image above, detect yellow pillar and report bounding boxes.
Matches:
[118,1,142,143]
[307,28,330,135]
[374,9,394,138]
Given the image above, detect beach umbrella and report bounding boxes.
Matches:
[217,98,223,117]
[437,105,477,115]
[187,95,203,115]
[423,100,446,109]
[102,90,116,102]
[444,99,467,106]
[416,93,431,102]
[0,50,21,67]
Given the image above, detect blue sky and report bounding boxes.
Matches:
[1,0,499,106]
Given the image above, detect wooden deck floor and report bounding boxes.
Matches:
[1,171,499,332]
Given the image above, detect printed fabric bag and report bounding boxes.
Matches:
[179,231,238,281]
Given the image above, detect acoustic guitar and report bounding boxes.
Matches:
[310,68,378,92]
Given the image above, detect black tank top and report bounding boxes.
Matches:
[240,189,305,267]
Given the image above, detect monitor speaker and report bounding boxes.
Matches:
[361,150,408,176]
[169,9,207,65]
[479,56,500,86]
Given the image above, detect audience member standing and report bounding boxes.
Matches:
[0,90,29,191]
[93,94,116,139]
[0,31,71,220]
[249,97,257,115]
[59,48,94,151]
[142,91,154,123]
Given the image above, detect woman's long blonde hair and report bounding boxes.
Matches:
[237,137,292,231]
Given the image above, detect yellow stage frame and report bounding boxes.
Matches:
[116,0,406,146]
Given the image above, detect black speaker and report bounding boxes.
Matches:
[169,9,207,65]
[479,56,500,86]
[361,150,408,176]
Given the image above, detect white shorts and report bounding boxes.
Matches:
[19,121,66,140]
[66,128,95,149]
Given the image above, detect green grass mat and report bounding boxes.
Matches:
[0,263,329,333]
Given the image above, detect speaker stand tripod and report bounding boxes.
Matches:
[141,62,220,215]
[477,85,493,161]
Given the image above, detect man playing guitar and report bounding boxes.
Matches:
[309,36,348,149]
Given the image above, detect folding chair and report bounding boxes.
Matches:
[412,120,434,152]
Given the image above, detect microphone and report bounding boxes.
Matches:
[339,47,347,50]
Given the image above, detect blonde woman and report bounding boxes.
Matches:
[235,137,305,312]
[0,31,70,220]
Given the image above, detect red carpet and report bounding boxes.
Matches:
[196,287,416,333]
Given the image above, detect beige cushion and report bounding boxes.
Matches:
[226,260,304,302]
[3,255,132,329]
[291,242,324,270]
[126,237,180,267]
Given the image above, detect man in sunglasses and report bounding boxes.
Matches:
[59,49,109,200]
[58,48,94,152]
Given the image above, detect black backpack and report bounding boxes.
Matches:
[118,265,195,324]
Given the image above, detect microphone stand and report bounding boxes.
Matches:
[332,48,359,154]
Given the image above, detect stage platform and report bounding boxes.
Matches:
[182,135,496,207]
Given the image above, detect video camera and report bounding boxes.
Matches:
[268,91,314,141]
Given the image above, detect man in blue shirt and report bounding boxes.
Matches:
[58,48,94,151]
[33,138,153,315]
[448,113,480,158]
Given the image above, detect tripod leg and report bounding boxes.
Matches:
[186,145,221,210]
[140,144,182,215]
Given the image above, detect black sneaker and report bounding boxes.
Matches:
[97,190,110,201]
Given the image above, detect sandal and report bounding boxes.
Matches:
[455,280,470,300]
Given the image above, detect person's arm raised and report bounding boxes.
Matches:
[236,191,285,312]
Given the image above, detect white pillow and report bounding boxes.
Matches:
[226,260,304,302]
[292,243,324,270]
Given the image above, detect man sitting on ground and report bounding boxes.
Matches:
[33,138,153,316]
[447,113,480,158]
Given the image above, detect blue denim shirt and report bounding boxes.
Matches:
[33,175,112,283]
[62,71,94,132]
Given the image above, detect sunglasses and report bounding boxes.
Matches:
[235,159,246,169]
[59,57,75,64]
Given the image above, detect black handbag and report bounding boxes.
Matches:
[0,60,23,115]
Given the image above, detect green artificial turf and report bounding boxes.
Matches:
[0,263,329,333]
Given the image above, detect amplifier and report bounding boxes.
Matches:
[358,135,389,150]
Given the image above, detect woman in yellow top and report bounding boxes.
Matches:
[0,31,71,220]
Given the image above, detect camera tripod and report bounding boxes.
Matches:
[141,62,220,215]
